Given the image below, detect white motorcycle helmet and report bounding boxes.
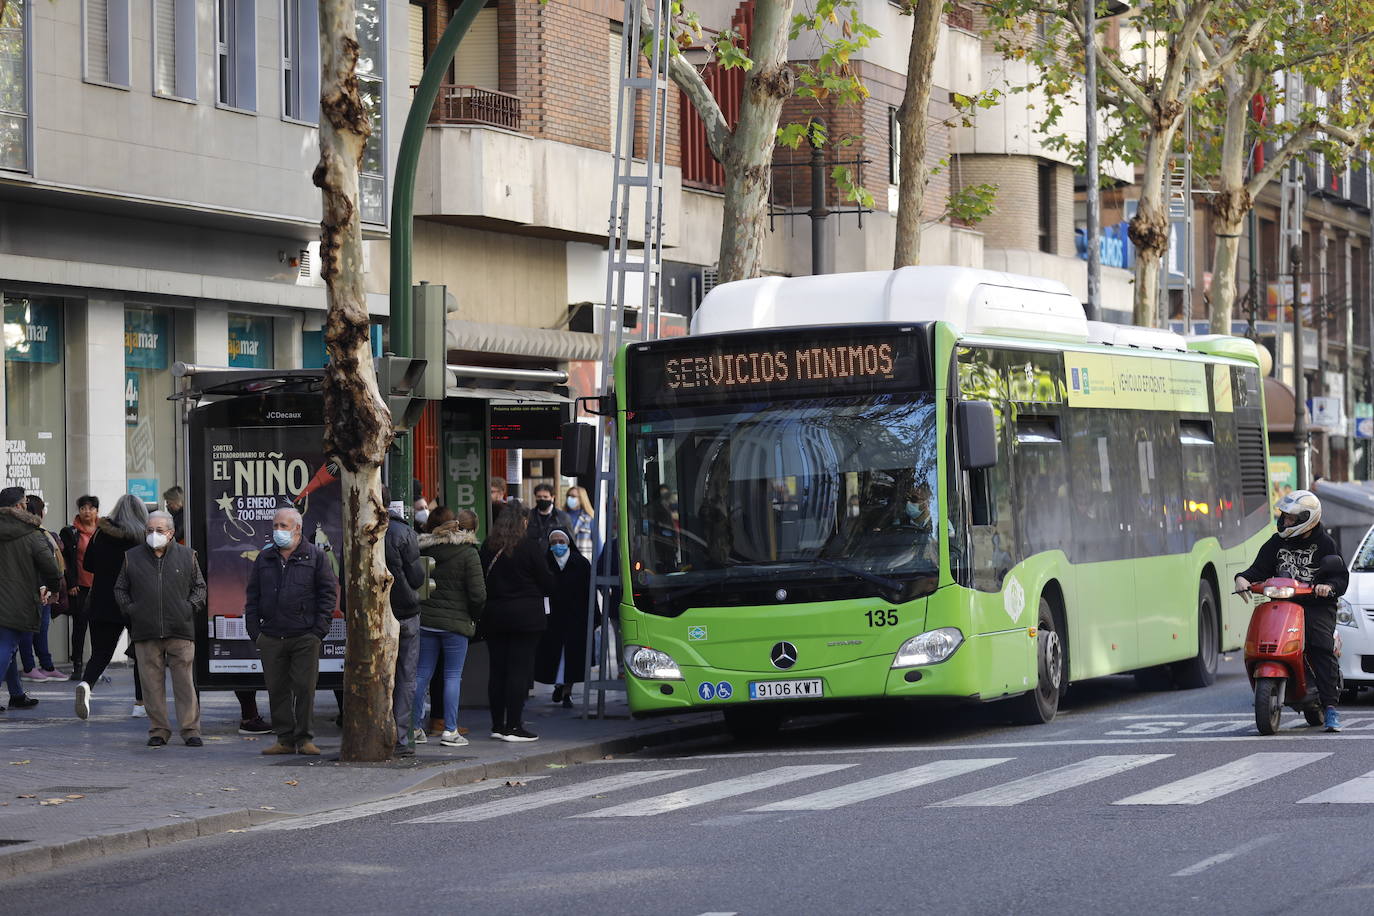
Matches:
[1275,489,1322,539]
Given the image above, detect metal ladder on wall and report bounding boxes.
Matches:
[581,0,671,718]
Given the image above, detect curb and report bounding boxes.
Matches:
[0,715,720,881]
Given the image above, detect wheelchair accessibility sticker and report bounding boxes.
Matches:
[715,681,733,700]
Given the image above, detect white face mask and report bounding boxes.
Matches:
[414,509,430,526]
[566,496,579,510]
[146,532,169,550]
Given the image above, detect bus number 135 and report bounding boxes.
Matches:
[866,610,898,627]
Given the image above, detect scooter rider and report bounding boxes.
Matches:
[1234,490,1348,732]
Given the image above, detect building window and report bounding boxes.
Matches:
[357,0,386,224]
[216,0,256,110]
[408,1,426,87]
[85,0,131,87]
[1,0,30,172]
[1038,162,1055,254]
[889,106,901,185]
[153,0,197,100]
[281,0,320,122]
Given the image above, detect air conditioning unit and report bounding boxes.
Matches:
[296,242,324,288]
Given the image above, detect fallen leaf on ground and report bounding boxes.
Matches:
[39,798,66,806]
[227,829,246,833]
[16,794,35,799]
[9,760,30,766]
[546,763,567,769]
[504,780,526,787]
[284,780,298,786]
[259,806,276,810]
[221,787,239,792]
[602,755,615,760]
[64,794,85,800]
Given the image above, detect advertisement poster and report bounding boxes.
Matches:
[1269,456,1298,517]
[203,424,345,674]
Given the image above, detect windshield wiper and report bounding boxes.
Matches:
[812,557,904,594]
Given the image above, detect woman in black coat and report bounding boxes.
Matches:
[535,528,596,707]
[479,500,554,742]
[76,494,147,719]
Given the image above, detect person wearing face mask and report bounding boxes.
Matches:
[526,482,573,550]
[535,528,597,707]
[244,507,339,755]
[563,486,595,561]
[113,511,206,746]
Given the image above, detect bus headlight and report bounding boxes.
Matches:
[892,628,964,668]
[625,645,684,680]
[1337,602,1357,628]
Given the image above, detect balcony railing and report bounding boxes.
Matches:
[417,84,522,131]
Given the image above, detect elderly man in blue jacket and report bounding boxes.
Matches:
[244,507,338,756]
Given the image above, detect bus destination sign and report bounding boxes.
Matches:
[628,325,929,408]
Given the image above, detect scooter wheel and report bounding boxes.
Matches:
[1254,679,1282,735]
[1304,706,1324,728]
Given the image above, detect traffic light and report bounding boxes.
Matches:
[374,355,428,431]
[412,283,448,401]
[417,555,437,600]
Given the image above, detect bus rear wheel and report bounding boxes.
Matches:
[1011,598,1064,725]
[1172,580,1219,689]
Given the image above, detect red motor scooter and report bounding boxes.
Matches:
[1241,573,1343,735]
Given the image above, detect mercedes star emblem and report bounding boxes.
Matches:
[770,641,798,670]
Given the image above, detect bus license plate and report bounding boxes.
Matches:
[748,679,823,700]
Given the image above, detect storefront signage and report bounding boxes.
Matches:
[1356,402,1373,440]
[228,315,273,369]
[4,299,61,364]
[128,477,159,505]
[445,431,484,521]
[125,371,140,425]
[1075,222,1134,270]
[630,326,929,409]
[1308,396,1343,432]
[1063,353,1209,413]
[125,308,169,370]
[3,438,52,501]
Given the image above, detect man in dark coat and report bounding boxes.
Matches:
[383,487,425,757]
[244,507,339,755]
[114,511,206,746]
[526,483,573,549]
[0,486,61,712]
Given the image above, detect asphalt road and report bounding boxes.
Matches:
[8,657,1374,915]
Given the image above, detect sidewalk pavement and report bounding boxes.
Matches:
[0,662,720,880]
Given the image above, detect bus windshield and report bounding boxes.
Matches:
[626,393,939,612]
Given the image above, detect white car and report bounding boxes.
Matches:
[1339,525,1374,692]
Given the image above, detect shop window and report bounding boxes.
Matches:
[228,314,275,368]
[125,307,178,506]
[3,295,67,516]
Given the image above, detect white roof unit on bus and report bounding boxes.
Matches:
[690,266,1088,341]
[1085,321,1188,352]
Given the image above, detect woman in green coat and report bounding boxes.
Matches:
[411,508,486,747]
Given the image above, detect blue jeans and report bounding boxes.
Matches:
[1,625,25,699]
[413,629,469,733]
[18,605,53,672]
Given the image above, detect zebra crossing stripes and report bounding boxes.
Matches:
[748,758,1014,812]
[259,779,550,831]
[403,769,696,824]
[931,754,1173,807]
[1113,753,1332,806]
[572,765,856,818]
[1298,769,1374,804]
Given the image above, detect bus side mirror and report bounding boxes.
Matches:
[956,401,998,470]
[561,422,597,479]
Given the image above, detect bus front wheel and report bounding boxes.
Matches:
[1011,597,1064,725]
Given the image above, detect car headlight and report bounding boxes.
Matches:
[625,645,683,680]
[892,627,964,669]
[1263,585,1295,599]
[1337,601,1357,628]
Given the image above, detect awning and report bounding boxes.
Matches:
[447,319,601,362]
[1265,376,1296,434]
[445,386,571,403]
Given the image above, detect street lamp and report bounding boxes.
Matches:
[1084,0,1131,322]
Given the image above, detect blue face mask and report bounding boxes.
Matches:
[551,543,570,558]
[272,529,295,549]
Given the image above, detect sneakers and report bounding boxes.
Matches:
[261,742,296,756]
[74,682,90,719]
[147,736,167,747]
[395,743,416,759]
[296,741,322,756]
[21,668,47,681]
[8,694,38,709]
[37,668,62,679]
[410,727,428,745]
[501,726,539,743]
[489,729,506,740]
[1324,706,1342,732]
[185,736,204,747]
[440,730,469,747]
[238,716,272,735]
[131,703,147,718]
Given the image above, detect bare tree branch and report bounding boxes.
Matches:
[669,52,733,164]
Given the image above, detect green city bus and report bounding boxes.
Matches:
[611,267,1272,734]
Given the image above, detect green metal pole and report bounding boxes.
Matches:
[388,0,486,499]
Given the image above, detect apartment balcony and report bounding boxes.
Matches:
[419,85,523,131]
